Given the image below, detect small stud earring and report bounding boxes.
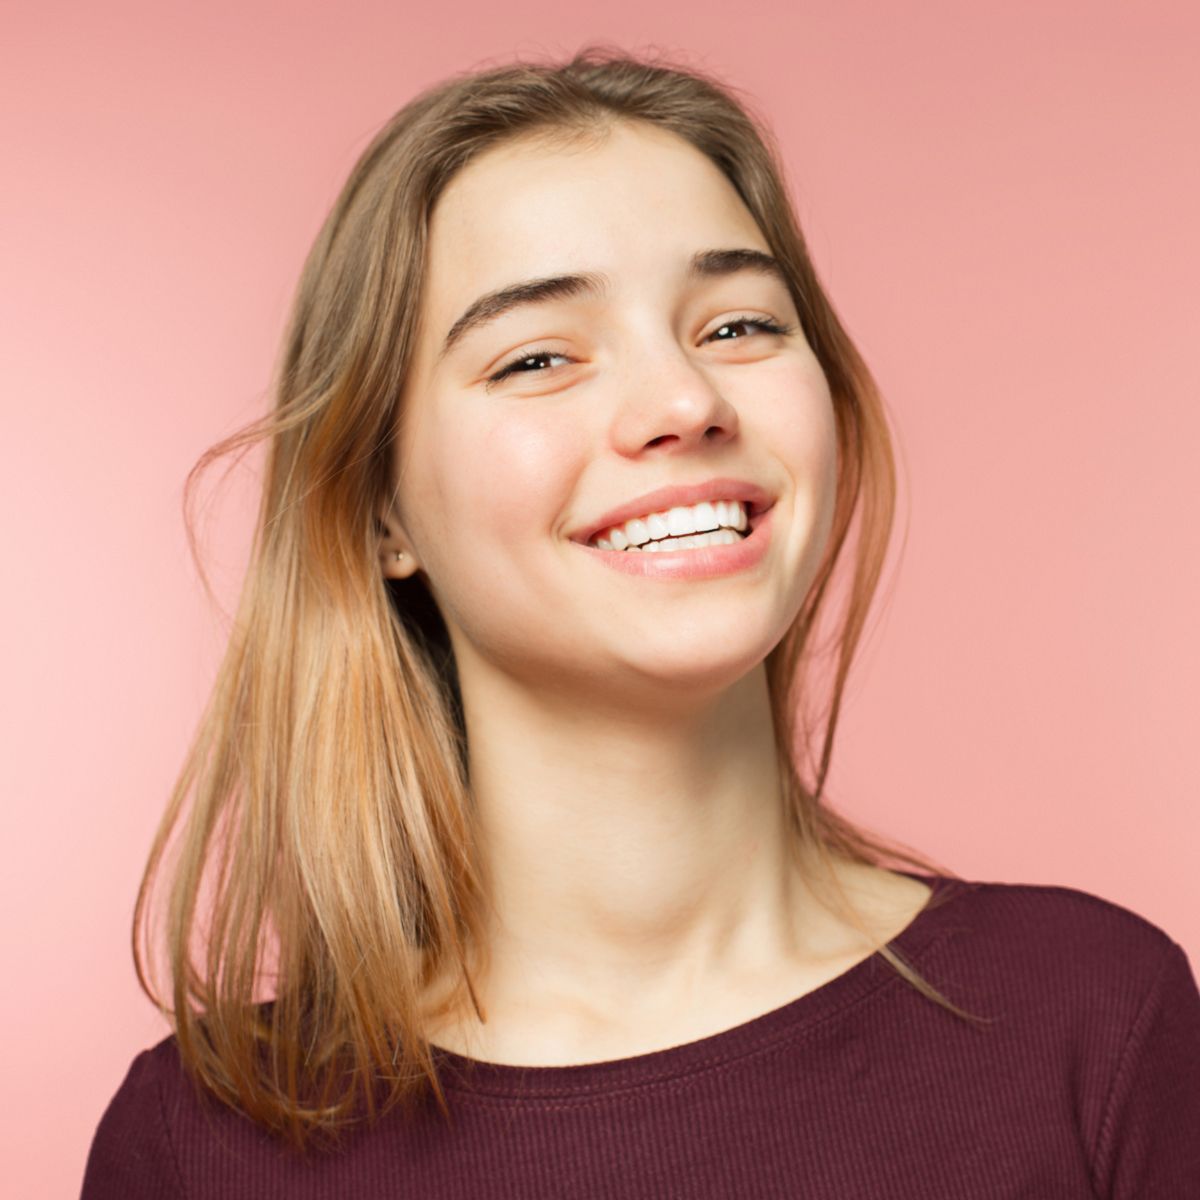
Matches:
[395,550,405,562]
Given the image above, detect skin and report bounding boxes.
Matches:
[378,120,930,1065]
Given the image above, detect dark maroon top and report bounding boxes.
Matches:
[81,873,1200,1197]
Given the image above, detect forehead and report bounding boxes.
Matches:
[423,123,769,312]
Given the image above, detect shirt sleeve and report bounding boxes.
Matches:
[1093,937,1200,1197]
[80,1048,184,1200]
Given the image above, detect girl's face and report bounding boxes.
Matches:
[385,121,838,704]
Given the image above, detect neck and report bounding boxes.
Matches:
[450,654,820,1028]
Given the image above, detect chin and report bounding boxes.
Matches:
[620,638,777,696]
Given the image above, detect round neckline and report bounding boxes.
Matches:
[430,870,971,1098]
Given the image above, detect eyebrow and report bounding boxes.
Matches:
[436,247,790,364]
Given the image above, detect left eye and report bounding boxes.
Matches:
[484,315,793,386]
[706,316,793,342]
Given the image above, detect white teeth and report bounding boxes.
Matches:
[620,529,741,553]
[588,499,753,550]
[666,506,695,536]
[625,518,650,546]
[692,501,718,532]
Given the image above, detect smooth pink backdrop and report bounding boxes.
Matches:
[3,1,1197,1193]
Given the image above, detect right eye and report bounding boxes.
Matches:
[486,348,573,386]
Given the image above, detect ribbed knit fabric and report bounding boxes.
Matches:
[81,872,1200,1197]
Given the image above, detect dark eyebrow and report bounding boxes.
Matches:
[436,247,789,364]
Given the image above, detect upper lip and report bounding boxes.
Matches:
[569,477,775,545]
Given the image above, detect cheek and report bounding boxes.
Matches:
[759,361,839,483]
[483,412,586,538]
[406,403,590,658]
[755,363,840,558]
[414,404,587,556]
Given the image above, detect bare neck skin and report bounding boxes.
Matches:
[426,649,926,1065]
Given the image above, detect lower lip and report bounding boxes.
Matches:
[575,505,775,580]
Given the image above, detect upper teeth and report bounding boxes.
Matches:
[589,500,749,550]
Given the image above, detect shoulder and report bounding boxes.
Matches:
[924,873,1197,1039]
[81,1035,191,1199]
[935,876,1200,1191]
[935,873,1184,963]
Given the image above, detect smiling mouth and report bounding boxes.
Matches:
[588,499,751,552]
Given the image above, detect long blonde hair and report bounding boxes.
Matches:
[135,43,978,1152]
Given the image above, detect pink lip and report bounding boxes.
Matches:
[574,502,775,581]
[569,477,775,546]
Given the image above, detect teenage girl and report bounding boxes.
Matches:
[82,46,1200,1198]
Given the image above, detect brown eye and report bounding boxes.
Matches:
[706,316,793,342]
[487,348,572,386]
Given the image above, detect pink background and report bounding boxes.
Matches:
[3,0,1197,1191]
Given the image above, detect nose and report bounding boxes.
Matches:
[609,341,740,457]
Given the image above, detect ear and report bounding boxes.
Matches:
[377,505,421,581]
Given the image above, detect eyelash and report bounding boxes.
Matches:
[484,315,796,386]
